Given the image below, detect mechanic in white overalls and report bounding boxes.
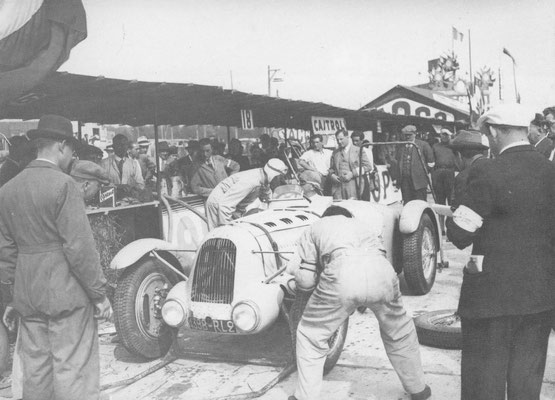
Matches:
[286,205,431,400]
[205,158,288,230]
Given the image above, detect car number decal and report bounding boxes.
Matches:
[188,316,236,333]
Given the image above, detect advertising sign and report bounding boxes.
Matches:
[311,116,346,135]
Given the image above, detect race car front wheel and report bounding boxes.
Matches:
[287,290,349,374]
[402,213,437,295]
[114,258,180,359]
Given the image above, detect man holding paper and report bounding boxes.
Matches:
[447,104,555,400]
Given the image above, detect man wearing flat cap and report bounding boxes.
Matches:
[0,115,111,400]
[447,104,555,400]
[396,125,435,203]
[70,160,111,203]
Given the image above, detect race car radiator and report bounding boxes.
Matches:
[191,238,236,304]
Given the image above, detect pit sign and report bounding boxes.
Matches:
[311,116,346,135]
[241,110,254,130]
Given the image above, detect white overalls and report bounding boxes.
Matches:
[289,215,427,400]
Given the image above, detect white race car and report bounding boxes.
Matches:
[110,185,444,371]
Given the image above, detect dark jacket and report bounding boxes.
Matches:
[0,158,22,187]
[535,136,554,159]
[0,160,106,317]
[396,139,434,190]
[447,145,555,318]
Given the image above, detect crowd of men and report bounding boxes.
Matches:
[1,104,555,400]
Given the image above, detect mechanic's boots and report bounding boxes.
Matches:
[411,384,432,400]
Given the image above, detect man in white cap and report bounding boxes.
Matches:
[447,103,555,400]
[204,158,288,230]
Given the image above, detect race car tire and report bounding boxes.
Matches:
[288,289,349,374]
[0,323,8,374]
[414,309,461,350]
[114,258,180,359]
[402,213,437,295]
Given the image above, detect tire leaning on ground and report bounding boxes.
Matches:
[402,213,438,295]
[288,289,348,374]
[414,309,461,350]
[114,258,180,359]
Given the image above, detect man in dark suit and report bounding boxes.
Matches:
[447,104,555,400]
[528,113,553,159]
[396,125,435,203]
[329,129,371,200]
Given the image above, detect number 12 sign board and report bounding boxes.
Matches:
[241,109,254,130]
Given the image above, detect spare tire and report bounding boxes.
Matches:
[402,213,438,295]
[288,290,348,374]
[414,309,461,350]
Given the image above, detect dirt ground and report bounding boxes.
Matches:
[2,241,555,399]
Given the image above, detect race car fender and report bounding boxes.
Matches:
[399,200,440,236]
[110,238,193,271]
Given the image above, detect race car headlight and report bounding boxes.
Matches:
[231,301,260,333]
[161,299,186,327]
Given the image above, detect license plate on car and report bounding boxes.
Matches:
[188,316,236,333]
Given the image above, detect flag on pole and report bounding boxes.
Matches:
[0,0,87,109]
[502,47,516,65]
[452,26,464,41]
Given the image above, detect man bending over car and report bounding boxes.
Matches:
[286,205,431,400]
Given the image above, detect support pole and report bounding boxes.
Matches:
[227,126,231,147]
[77,121,83,141]
[468,29,473,94]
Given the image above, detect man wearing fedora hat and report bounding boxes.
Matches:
[448,130,489,207]
[447,104,555,400]
[0,115,111,400]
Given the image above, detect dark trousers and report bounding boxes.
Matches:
[461,311,552,400]
[431,168,454,205]
[400,178,427,203]
[431,168,454,233]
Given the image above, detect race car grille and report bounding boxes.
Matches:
[191,238,236,304]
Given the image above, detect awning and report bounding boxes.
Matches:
[1,72,448,131]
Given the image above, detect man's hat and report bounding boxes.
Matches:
[477,103,534,129]
[449,130,489,150]
[27,115,79,145]
[137,136,150,147]
[187,140,200,150]
[77,144,104,159]
[401,125,417,135]
[440,128,453,136]
[70,160,110,184]
[158,141,170,152]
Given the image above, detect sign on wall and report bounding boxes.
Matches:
[311,116,346,135]
[241,109,254,130]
